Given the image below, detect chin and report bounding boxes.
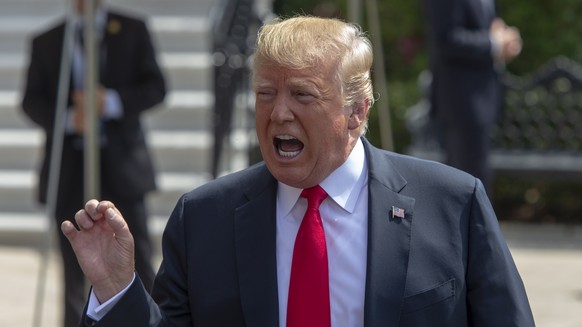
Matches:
[266,165,304,188]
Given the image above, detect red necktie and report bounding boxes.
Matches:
[287,185,331,327]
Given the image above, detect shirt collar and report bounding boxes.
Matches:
[74,6,107,37]
[277,138,368,216]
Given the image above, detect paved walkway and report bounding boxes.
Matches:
[1,222,581,327]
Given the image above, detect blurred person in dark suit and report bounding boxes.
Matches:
[21,0,166,325]
[421,0,522,196]
[61,15,532,327]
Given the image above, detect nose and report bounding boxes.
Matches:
[270,96,294,123]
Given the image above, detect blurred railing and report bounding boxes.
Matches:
[406,56,582,180]
[209,0,264,178]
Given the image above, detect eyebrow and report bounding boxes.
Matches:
[288,79,316,88]
[253,78,320,90]
[253,81,272,89]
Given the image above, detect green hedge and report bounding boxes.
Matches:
[270,0,582,222]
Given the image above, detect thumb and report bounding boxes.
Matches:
[60,220,78,243]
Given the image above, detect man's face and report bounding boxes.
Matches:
[254,61,362,189]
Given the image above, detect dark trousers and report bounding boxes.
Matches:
[443,121,494,198]
[55,195,155,327]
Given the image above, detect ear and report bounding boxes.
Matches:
[347,98,370,130]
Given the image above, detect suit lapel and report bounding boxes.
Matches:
[234,169,280,326]
[362,139,415,327]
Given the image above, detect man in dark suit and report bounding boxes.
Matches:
[421,0,522,196]
[21,0,166,326]
[62,16,534,326]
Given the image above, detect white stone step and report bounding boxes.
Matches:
[0,169,211,215]
[0,14,211,54]
[0,51,213,91]
[0,128,212,171]
[0,0,215,19]
[0,156,251,219]
[0,125,252,169]
[0,211,170,248]
[0,89,214,129]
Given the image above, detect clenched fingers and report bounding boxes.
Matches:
[92,201,131,240]
[60,206,98,243]
[84,199,101,220]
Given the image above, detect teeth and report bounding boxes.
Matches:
[278,149,300,157]
[275,135,300,157]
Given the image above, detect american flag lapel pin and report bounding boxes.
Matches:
[391,206,405,219]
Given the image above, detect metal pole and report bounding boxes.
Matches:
[84,0,100,199]
[31,3,75,327]
[348,0,362,25]
[365,0,394,150]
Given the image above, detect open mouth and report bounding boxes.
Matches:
[274,135,303,158]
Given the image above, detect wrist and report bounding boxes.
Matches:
[92,271,134,303]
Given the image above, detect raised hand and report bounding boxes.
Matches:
[61,199,136,303]
[490,18,522,63]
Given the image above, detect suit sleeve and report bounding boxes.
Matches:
[112,18,166,121]
[422,0,494,65]
[86,277,161,327]
[150,194,194,325]
[466,179,535,326]
[21,35,59,133]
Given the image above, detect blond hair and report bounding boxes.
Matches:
[253,16,375,118]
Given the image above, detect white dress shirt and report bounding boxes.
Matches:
[276,138,369,327]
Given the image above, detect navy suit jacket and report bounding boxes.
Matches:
[87,138,534,326]
[21,9,166,204]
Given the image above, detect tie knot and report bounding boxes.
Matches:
[301,185,327,210]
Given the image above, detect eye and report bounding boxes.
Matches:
[294,90,316,103]
[255,89,275,101]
